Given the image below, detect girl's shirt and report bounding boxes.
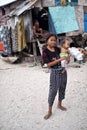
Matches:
[42,47,61,69]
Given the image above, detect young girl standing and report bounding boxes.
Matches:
[42,34,70,120]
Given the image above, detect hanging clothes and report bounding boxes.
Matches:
[20,16,26,51]
[0,42,4,51]
[11,28,18,53]
[61,0,66,5]
[0,26,8,54]
[16,22,22,52]
[16,16,26,52]
[7,27,12,55]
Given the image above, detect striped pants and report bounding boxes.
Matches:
[48,69,67,106]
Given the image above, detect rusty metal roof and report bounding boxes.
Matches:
[9,0,38,17]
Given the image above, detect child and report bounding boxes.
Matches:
[58,37,72,72]
[33,20,43,38]
[42,34,70,120]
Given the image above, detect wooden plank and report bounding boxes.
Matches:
[32,41,38,65]
[42,0,55,7]
[36,39,45,55]
[78,0,87,6]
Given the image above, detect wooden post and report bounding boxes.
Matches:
[32,40,38,66]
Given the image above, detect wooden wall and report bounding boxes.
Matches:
[42,0,55,7]
[0,0,24,25]
[78,0,87,6]
[35,0,87,7]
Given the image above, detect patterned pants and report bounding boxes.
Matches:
[48,69,67,106]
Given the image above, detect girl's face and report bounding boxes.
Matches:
[47,36,57,47]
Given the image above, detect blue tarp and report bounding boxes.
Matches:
[84,14,87,32]
[49,13,56,34]
[49,6,79,34]
[55,0,60,5]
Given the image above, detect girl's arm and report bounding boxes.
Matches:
[47,57,67,67]
[42,50,68,67]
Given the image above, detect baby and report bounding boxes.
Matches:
[58,37,72,72]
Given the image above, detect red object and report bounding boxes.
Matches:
[0,42,4,51]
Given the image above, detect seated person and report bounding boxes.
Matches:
[33,20,43,38]
[69,47,84,64]
[70,41,84,64]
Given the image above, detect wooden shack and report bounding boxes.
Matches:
[0,0,87,57]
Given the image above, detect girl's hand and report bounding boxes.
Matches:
[59,56,70,63]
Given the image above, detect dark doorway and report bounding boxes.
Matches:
[32,7,48,31]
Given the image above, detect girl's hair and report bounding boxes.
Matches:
[42,34,57,50]
[46,34,57,43]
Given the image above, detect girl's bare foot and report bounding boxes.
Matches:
[58,105,67,111]
[58,101,67,111]
[44,112,52,120]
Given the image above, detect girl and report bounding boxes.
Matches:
[42,34,70,120]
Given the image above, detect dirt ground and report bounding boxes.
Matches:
[0,59,87,130]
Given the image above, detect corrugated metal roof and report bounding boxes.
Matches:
[0,0,17,6]
[9,0,38,17]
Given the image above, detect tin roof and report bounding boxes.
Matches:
[9,0,38,17]
[0,0,17,6]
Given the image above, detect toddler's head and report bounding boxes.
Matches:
[61,37,73,49]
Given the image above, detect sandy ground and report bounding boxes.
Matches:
[0,59,87,130]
